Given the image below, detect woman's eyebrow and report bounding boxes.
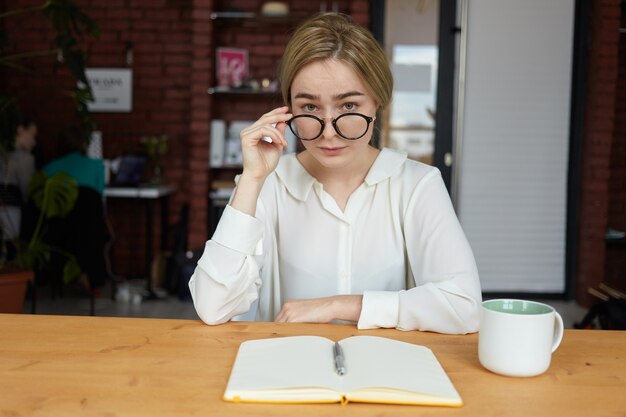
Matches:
[293,92,319,100]
[334,91,364,100]
[293,91,365,101]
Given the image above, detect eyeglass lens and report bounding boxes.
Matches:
[288,114,371,140]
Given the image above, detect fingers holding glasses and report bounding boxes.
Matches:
[242,106,292,148]
[241,124,286,149]
[239,107,293,180]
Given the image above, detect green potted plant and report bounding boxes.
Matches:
[0,171,80,313]
[0,0,99,313]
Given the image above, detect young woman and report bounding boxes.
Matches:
[189,13,481,334]
[0,117,36,242]
[8,117,37,203]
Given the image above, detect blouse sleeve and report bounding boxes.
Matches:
[188,204,265,325]
[12,153,35,203]
[358,170,482,334]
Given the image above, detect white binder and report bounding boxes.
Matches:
[209,119,226,167]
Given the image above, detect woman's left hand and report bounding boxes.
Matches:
[275,295,363,323]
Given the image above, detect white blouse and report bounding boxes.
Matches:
[189,148,482,334]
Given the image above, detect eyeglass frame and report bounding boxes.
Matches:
[285,112,376,141]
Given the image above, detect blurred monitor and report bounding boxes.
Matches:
[110,155,146,186]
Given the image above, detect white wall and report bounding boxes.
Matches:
[455,0,575,292]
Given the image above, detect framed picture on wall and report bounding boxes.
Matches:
[84,68,133,112]
[216,47,249,89]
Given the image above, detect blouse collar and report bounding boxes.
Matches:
[275,147,408,202]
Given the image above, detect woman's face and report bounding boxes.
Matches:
[16,124,37,152]
[289,59,378,170]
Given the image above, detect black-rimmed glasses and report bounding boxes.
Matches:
[286,113,375,141]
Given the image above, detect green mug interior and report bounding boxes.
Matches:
[482,299,553,315]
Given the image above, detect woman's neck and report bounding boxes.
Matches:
[297,146,380,211]
[14,136,31,152]
[299,146,379,186]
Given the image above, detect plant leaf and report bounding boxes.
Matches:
[29,171,78,218]
[17,238,51,271]
[62,257,81,284]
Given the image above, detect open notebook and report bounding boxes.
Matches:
[223,335,462,406]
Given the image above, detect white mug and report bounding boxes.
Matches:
[478,299,564,377]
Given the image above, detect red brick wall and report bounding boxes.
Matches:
[3,0,193,278]
[3,0,370,281]
[604,2,626,295]
[576,0,622,306]
[189,0,213,250]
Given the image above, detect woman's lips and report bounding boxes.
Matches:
[319,146,347,156]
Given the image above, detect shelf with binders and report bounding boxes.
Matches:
[207,116,298,236]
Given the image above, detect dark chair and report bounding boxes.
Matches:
[166,204,198,301]
[0,183,24,243]
[31,186,109,315]
[1,183,36,313]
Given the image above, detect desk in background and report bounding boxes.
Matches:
[1,314,625,417]
[104,184,175,296]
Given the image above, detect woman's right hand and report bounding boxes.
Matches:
[239,106,293,182]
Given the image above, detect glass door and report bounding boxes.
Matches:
[375,0,457,190]
[383,0,439,166]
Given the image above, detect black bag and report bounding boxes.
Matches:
[574,298,626,330]
[168,249,202,301]
[0,183,23,206]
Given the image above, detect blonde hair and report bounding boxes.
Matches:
[279,13,393,109]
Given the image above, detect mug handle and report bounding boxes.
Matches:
[552,312,564,353]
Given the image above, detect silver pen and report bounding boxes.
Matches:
[333,342,346,375]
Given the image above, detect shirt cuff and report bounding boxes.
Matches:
[212,204,264,255]
[357,291,400,329]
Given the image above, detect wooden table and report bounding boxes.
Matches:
[1,314,625,417]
